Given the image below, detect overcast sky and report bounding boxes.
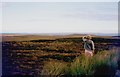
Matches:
[2,2,118,34]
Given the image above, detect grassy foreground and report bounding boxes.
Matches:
[41,48,119,77]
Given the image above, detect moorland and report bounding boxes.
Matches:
[2,34,120,77]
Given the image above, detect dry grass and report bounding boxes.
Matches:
[41,60,68,76]
[41,48,119,76]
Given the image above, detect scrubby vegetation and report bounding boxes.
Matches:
[2,36,120,76]
[41,48,119,77]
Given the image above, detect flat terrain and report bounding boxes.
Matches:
[2,33,115,42]
[1,34,120,76]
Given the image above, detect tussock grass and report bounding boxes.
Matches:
[41,48,119,76]
[68,50,118,76]
[41,60,68,76]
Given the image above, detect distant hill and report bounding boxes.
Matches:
[1,33,118,42]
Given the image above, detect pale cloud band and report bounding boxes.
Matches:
[1,0,120,2]
[1,2,118,34]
